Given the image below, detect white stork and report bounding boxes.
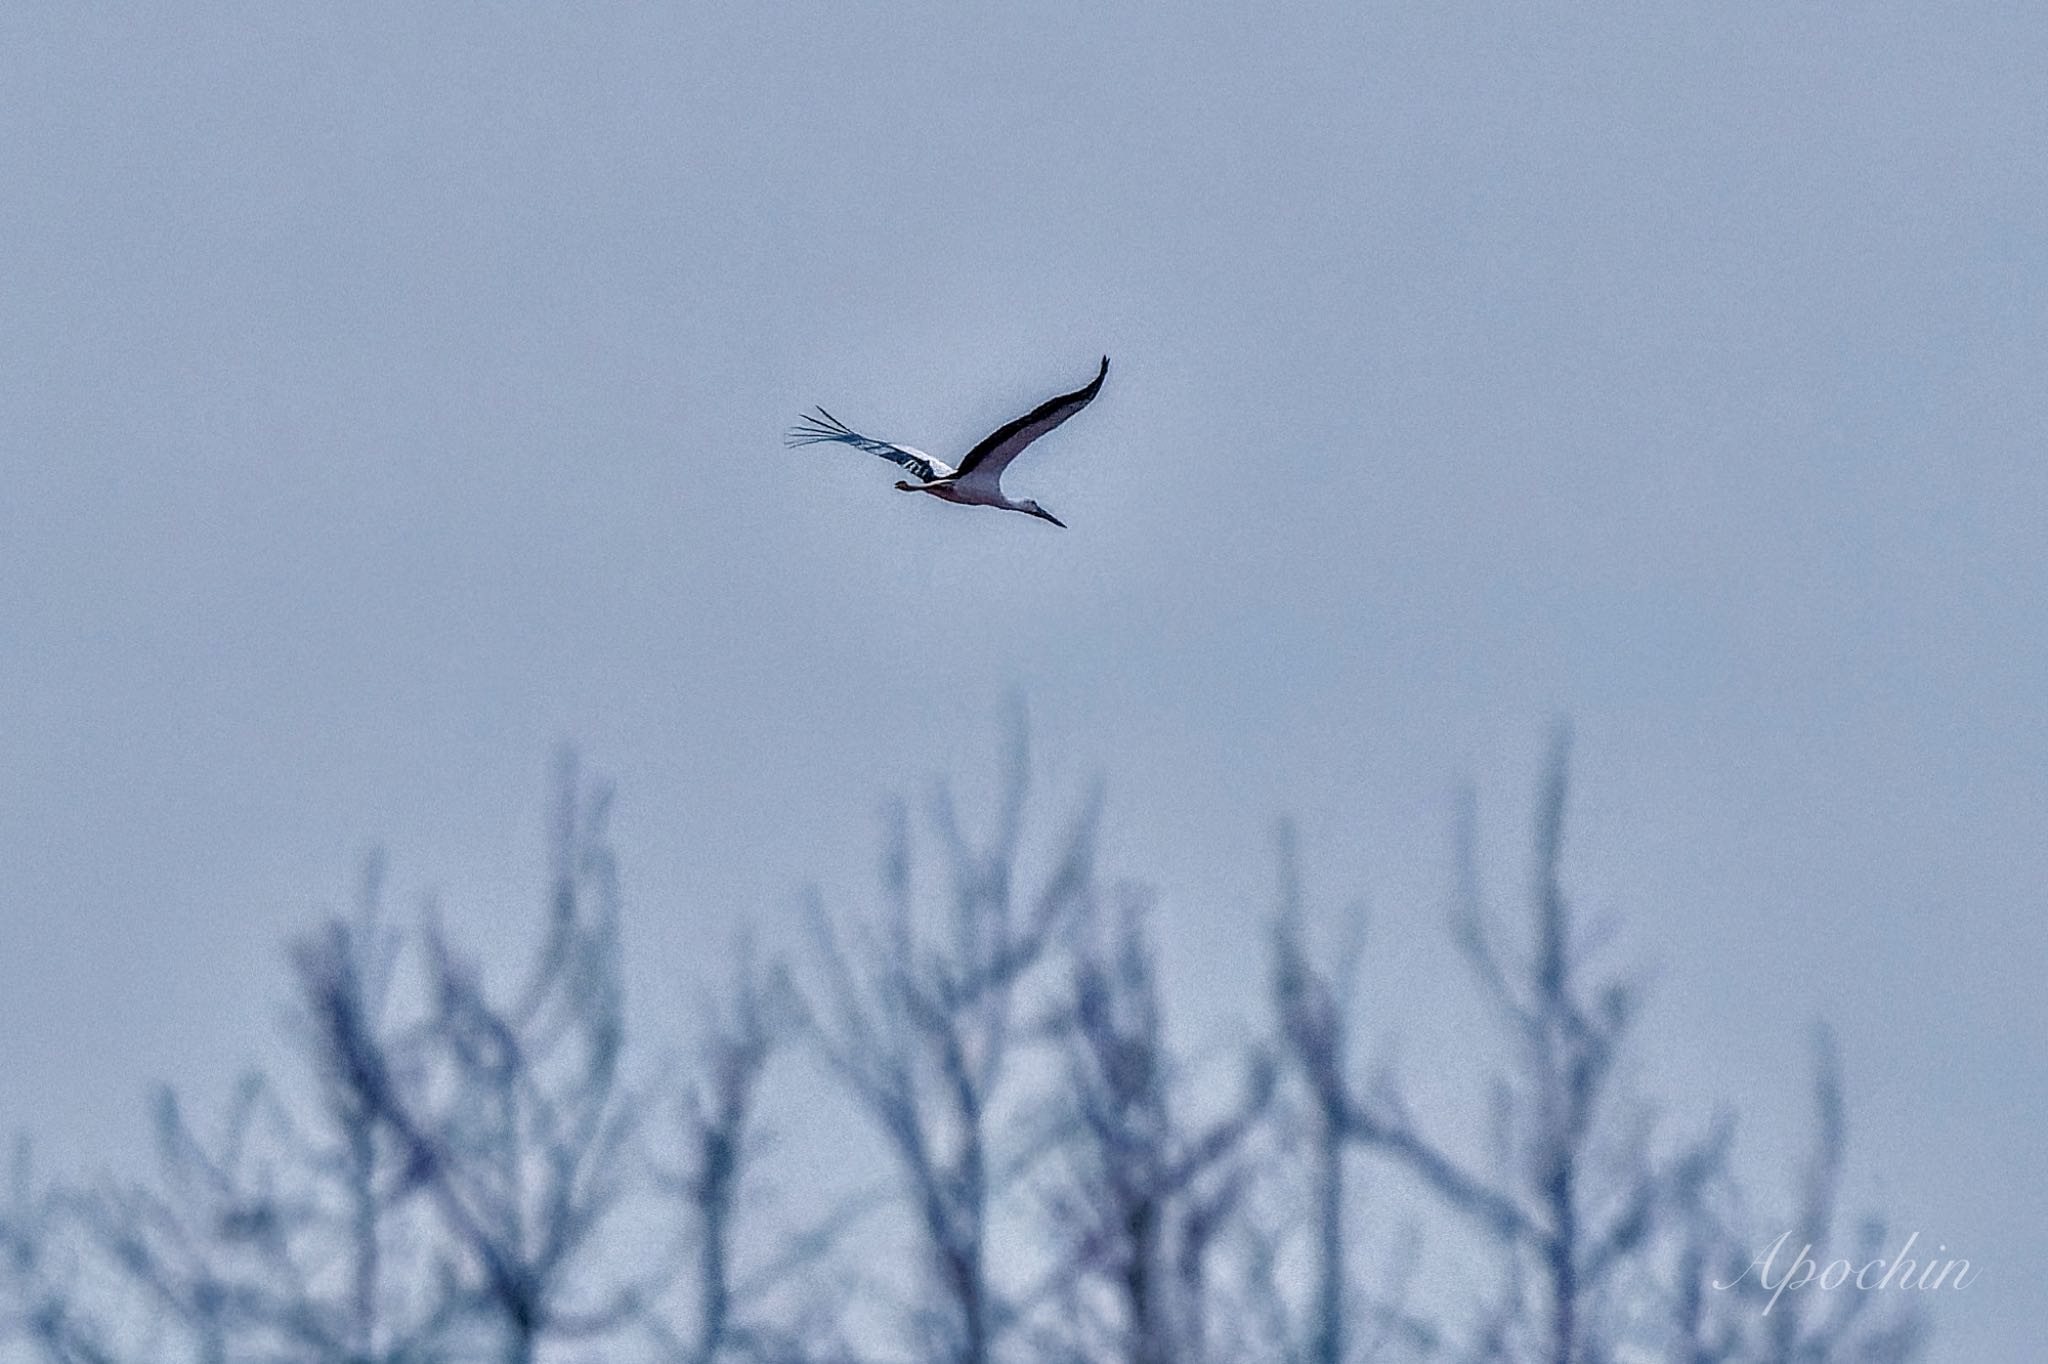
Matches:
[785,356,1109,527]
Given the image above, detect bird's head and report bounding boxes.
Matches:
[1022,500,1066,528]
[894,480,916,492]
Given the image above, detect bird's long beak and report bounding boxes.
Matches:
[1032,507,1067,528]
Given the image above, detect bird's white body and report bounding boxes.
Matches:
[894,472,1028,511]
[896,477,983,503]
[787,357,1108,529]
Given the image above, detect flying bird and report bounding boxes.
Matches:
[785,356,1109,528]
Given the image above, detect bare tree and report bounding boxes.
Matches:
[646,941,859,1364]
[800,719,1099,1364]
[3,1141,123,1364]
[0,728,1935,1364]
[1671,1028,1925,1364]
[1268,822,1441,1364]
[1277,729,1730,1364]
[2,753,831,1364]
[292,751,641,1363]
[53,852,472,1364]
[1037,886,1271,1364]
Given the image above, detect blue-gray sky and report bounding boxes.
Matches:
[1,2,2041,1355]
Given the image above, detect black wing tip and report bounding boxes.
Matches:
[785,405,853,447]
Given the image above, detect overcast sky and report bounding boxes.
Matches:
[2,2,2042,1355]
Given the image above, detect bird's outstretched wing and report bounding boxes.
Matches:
[784,408,956,482]
[953,356,1109,491]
